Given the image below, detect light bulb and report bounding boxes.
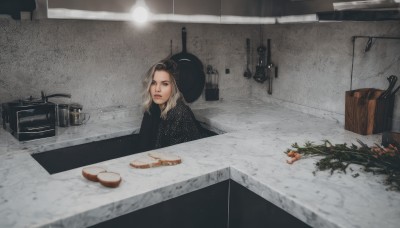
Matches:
[132,6,148,24]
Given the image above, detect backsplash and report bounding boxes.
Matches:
[0,18,399,130]
[0,19,258,108]
[254,21,400,131]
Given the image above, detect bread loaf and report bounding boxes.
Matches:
[130,156,162,169]
[148,152,182,166]
[82,166,106,182]
[97,172,122,188]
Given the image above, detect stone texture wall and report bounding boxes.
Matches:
[0,19,257,110]
[0,18,399,130]
[253,21,400,130]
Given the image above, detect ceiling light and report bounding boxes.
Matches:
[131,0,149,24]
[132,5,149,24]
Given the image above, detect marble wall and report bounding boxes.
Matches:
[0,18,399,130]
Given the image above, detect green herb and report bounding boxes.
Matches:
[286,140,400,191]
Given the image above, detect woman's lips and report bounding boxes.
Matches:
[153,95,162,99]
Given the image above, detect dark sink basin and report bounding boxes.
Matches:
[31,134,141,174]
[32,128,219,174]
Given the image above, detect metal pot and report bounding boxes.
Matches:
[57,104,70,127]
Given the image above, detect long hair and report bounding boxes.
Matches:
[142,59,182,119]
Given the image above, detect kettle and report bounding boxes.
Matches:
[69,103,90,125]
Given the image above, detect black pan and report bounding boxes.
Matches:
[170,27,205,103]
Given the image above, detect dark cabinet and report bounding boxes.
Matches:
[145,0,173,14]
[221,0,262,17]
[91,180,230,228]
[91,180,311,228]
[279,0,334,16]
[174,0,221,16]
[229,180,310,228]
[0,0,36,20]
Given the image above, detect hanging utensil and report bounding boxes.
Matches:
[379,75,398,99]
[170,39,172,56]
[267,39,272,95]
[253,45,267,83]
[215,69,219,90]
[253,26,267,83]
[244,38,252,79]
[390,85,400,97]
[204,65,219,101]
[364,37,374,52]
[206,65,212,89]
[170,27,206,103]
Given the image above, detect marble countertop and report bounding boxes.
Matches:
[1,99,399,228]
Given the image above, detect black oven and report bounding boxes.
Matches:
[2,101,56,141]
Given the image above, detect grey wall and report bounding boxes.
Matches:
[0,18,399,130]
[253,21,400,130]
[0,19,256,110]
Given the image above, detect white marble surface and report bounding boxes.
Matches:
[1,99,399,228]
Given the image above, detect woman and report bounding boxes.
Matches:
[138,59,206,151]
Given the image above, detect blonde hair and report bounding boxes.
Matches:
[142,59,182,119]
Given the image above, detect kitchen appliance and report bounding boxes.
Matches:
[57,104,70,127]
[70,112,90,126]
[1,92,71,141]
[69,103,90,126]
[205,65,219,101]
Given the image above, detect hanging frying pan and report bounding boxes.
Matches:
[170,27,205,103]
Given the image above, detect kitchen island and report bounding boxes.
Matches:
[0,99,398,228]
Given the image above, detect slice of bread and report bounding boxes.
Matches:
[148,152,182,166]
[97,172,122,188]
[82,166,107,182]
[130,156,162,169]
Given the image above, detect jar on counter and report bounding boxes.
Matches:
[57,104,70,127]
[69,103,86,126]
[69,103,83,113]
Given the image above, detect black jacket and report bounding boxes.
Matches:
[139,100,206,151]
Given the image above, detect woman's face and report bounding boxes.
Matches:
[150,70,173,106]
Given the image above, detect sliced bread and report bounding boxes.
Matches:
[82,166,106,182]
[148,152,182,166]
[130,156,162,169]
[97,172,122,188]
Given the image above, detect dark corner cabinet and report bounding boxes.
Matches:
[229,181,310,228]
[91,180,310,228]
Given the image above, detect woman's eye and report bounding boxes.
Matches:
[151,81,156,85]
[162,82,169,86]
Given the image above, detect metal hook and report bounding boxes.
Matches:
[364,37,373,52]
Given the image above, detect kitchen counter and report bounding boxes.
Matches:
[1,99,399,228]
